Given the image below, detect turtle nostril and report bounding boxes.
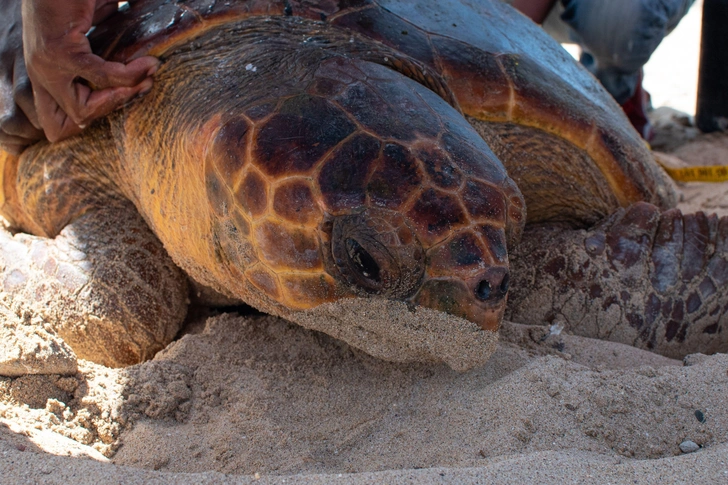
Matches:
[499,273,510,295]
[475,268,510,302]
[475,279,492,301]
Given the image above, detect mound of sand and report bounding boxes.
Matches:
[1,308,727,483]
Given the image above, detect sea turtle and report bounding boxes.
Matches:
[0,0,725,372]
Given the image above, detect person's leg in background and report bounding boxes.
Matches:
[559,0,696,140]
[512,0,696,140]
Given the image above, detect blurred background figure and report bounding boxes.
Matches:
[511,0,696,140]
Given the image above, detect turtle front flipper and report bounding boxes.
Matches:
[0,205,188,368]
[0,139,188,369]
[507,203,728,358]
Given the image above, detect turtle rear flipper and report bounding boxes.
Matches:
[508,203,728,358]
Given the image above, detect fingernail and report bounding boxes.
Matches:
[147,63,160,76]
[139,78,154,94]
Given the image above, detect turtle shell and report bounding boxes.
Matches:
[90,0,675,223]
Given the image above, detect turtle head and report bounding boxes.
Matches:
[308,57,525,331]
[203,56,524,369]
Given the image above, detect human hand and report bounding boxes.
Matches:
[21,0,160,142]
[0,0,43,154]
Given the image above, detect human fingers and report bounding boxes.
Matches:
[71,53,159,91]
[32,84,83,143]
[13,54,41,131]
[37,75,153,142]
[50,54,156,127]
[73,76,153,123]
[59,65,154,129]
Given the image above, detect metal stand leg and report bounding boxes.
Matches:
[696,0,728,132]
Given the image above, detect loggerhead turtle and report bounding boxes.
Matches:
[0,0,725,372]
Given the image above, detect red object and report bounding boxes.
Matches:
[621,70,654,141]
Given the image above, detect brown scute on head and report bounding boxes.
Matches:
[480,224,508,263]
[441,132,507,183]
[416,143,462,189]
[236,170,268,218]
[213,218,257,268]
[367,143,423,210]
[330,61,443,142]
[415,280,470,320]
[426,230,489,277]
[272,179,322,226]
[254,220,323,271]
[231,209,251,237]
[310,75,348,98]
[210,117,251,179]
[317,133,381,213]
[406,188,468,246]
[253,95,357,177]
[245,264,283,301]
[461,179,506,223]
[279,273,338,309]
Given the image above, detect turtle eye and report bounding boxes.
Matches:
[327,210,424,298]
[345,238,381,283]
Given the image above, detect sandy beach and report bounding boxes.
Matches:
[2,1,727,483]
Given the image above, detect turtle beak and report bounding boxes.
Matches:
[410,266,510,332]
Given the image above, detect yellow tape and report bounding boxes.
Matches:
[656,160,728,183]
